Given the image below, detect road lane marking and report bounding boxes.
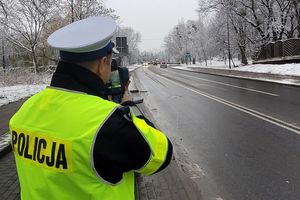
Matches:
[166,70,279,97]
[156,73,300,135]
[144,71,166,87]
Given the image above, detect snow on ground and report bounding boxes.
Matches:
[128,64,142,72]
[184,58,243,69]
[176,59,300,76]
[232,63,300,76]
[0,64,141,107]
[0,84,47,107]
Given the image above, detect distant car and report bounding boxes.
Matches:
[160,62,167,68]
[142,62,148,69]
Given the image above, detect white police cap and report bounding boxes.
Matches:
[47,16,118,62]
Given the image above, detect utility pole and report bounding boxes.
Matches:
[227,13,232,69]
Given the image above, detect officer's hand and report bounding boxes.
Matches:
[125,80,131,88]
[121,88,131,104]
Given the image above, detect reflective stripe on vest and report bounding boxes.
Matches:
[131,113,169,176]
[9,88,134,200]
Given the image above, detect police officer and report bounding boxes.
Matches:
[9,16,172,200]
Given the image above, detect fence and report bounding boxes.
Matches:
[0,65,56,87]
[253,38,300,63]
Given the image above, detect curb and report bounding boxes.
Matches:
[0,132,11,158]
[172,67,300,87]
[128,66,141,73]
[0,143,12,157]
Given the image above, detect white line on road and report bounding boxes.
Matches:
[167,72,279,97]
[157,74,300,135]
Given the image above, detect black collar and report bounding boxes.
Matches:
[50,61,108,99]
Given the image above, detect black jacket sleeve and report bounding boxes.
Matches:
[92,108,173,184]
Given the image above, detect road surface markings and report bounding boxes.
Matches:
[155,72,300,135]
[166,71,279,97]
[144,71,166,87]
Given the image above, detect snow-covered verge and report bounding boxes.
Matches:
[0,65,141,107]
[0,85,48,107]
[0,67,52,107]
[232,63,300,76]
[0,67,52,87]
[184,58,243,69]
[128,64,142,72]
[177,59,300,77]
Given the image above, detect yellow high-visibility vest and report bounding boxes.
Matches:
[9,87,168,200]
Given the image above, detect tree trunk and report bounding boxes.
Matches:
[2,39,6,69]
[201,45,207,66]
[238,45,248,65]
[197,50,202,65]
[293,1,300,38]
[31,48,38,73]
[297,20,300,38]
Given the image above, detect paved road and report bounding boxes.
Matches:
[133,66,300,200]
[0,100,26,135]
[0,153,19,200]
[0,100,25,200]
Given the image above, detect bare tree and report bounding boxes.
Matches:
[0,0,120,70]
[198,0,300,64]
[228,0,299,42]
[0,0,60,72]
[198,0,250,65]
[164,19,212,65]
[291,0,300,37]
[164,21,186,64]
[66,0,119,22]
[228,10,249,65]
[0,26,7,69]
[164,32,182,63]
[191,20,211,66]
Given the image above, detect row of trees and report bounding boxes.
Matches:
[164,19,211,65]
[164,0,300,66]
[0,0,141,72]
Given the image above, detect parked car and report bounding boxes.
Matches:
[160,62,167,68]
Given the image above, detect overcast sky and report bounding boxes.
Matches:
[105,0,199,52]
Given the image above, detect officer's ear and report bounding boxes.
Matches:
[96,56,112,83]
[101,56,108,65]
[103,54,113,67]
[96,56,106,75]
